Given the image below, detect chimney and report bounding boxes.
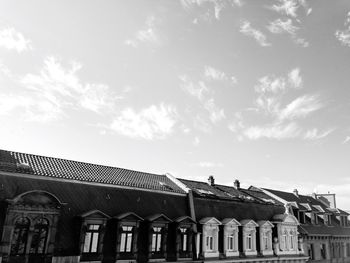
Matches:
[208,175,215,186]
[234,179,240,189]
[293,189,299,197]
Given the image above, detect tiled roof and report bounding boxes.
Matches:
[300,225,350,236]
[0,150,185,194]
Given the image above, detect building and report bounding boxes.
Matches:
[0,149,322,263]
[250,187,350,263]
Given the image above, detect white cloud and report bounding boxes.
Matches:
[109,103,178,140]
[240,21,271,47]
[195,161,224,168]
[0,27,32,53]
[180,0,243,21]
[270,0,310,18]
[335,12,350,47]
[204,66,227,81]
[180,75,225,124]
[303,128,334,140]
[193,136,200,146]
[0,56,120,122]
[267,19,298,35]
[204,98,226,123]
[244,122,301,140]
[278,95,323,121]
[288,68,302,88]
[267,19,309,47]
[235,69,328,141]
[126,15,162,47]
[343,136,350,144]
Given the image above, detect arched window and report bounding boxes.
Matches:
[30,218,49,254]
[10,217,30,255]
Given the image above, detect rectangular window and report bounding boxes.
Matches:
[347,243,350,257]
[83,224,100,253]
[263,232,269,250]
[299,212,305,224]
[227,234,234,250]
[206,236,213,251]
[246,233,252,250]
[151,227,162,252]
[282,234,288,250]
[120,226,133,253]
[308,244,314,260]
[180,228,188,252]
[320,243,327,259]
[290,234,294,250]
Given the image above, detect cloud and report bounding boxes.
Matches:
[270,0,311,18]
[0,27,32,53]
[109,103,178,140]
[0,56,120,122]
[194,161,224,168]
[232,68,329,141]
[240,21,271,47]
[193,136,200,146]
[204,98,226,123]
[303,128,335,140]
[342,136,350,144]
[278,95,323,121]
[180,0,243,21]
[267,19,309,47]
[335,12,350,47]
[125,15,162,47]
[180,75,226,124]
[244,122,301,140]
[204,66,227,81]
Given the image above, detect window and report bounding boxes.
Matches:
[180,228,188,252]
[83,224,100,253]
[320,243,327,259]
[30,218,49,254]
[289,231,294,250]
[120,226,133,253]
[227,234,235,251]
[282,231,288,250]
[346,243,350,257]
[299,211,305,224]
[151,227,162,252]
[246,233,252,250]
[10,217,30,255]
[206,235,214,251]
[308,244,314,260]
[262,232,269,250]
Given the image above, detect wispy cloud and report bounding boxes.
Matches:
[0,56,120,122]
[240,21,271,47]
[343,136,350,144]
[125,15,162,47]
[180,75,226,125]
[267,19,309,47]
[303,128,335,140]
[180,0,243,21]
[270,0,311,18]
[231,68,331,141]
[335,12,350,47]
[0,27,32,53]
[109,103,178,140]
[244,122,301,140]
[204,65,237,84]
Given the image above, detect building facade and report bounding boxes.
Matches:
[0,149,339,263]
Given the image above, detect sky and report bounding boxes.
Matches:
[0,0,350,210]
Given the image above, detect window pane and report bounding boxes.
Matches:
[83,232,92,253]
[126,233,133,252]
[120,233,126,252]
[91,233,99,253]
[156,234,162,252]
[152,234,157,252]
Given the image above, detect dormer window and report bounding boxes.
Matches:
[83,224,101,253]
[151,227,163,252]
[222,218,240,257]
[240,220,258,256]
[199,217,221,259]
[258,221,274,256]
[175,216,196,260]
[298,211,305,224]
[120,226,133,253]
